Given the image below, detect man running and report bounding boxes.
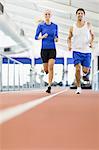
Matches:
[67,8,94,94]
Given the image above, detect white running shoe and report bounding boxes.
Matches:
[75,87,81,94]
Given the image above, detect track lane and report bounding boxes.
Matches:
[0,89,99,150]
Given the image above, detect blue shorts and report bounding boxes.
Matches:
[73,51,91,68]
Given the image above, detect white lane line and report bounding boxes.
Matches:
[0,89,66,124]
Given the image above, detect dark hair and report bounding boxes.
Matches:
[76,8,85,15]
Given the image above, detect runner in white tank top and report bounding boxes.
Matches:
[67,8,94,94]
[72,21,91,53]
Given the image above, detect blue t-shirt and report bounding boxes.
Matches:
[35,22,58,49]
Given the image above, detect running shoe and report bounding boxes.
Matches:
[83,70,90,81]
[75,87,81,94]
[46,86,51,93]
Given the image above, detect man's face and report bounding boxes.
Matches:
[76,10,85,21]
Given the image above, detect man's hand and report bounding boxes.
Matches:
[68,47,72,51]
[89,42,93,48]
[67,26,73,51]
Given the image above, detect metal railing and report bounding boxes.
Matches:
[0,52,26,91]
[0,52,46,92]
[92,70,99,91]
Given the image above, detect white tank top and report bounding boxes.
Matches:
[72,22,91,53]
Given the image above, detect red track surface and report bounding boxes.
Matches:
[0,88,99,150]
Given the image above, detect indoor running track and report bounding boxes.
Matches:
[0,87,99,150]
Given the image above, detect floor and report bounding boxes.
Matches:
[0,87,99,150]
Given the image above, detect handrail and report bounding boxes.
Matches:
[0,52,25,91]
[0,52,23,64]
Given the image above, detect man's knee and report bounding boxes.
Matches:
[82,67,89,74]
[75,65,81,72]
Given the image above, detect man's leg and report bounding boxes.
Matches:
[75,64,81,87]
[72,51,82,94]
[82,53,91,81]
[82,67,90,81]
[75,64,82,94]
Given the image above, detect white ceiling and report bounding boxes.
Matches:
[2,0,99,52]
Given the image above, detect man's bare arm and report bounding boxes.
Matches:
[67,26,73,51]
[87,22,95,48]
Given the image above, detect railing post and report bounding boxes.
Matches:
[0,54,2,91]
[13,62,15,91]
[18,64,20,90]
[7,58,10,91]
[0,52,32,92]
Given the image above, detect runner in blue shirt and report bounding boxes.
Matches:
[35,9,58,93]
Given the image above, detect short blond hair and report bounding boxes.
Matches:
[44,9,52,15]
